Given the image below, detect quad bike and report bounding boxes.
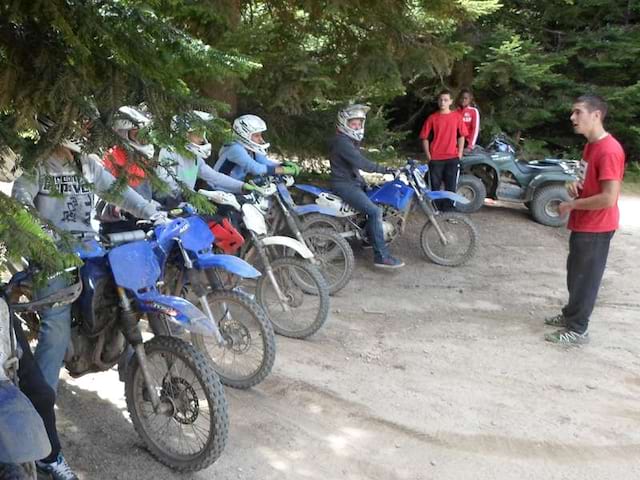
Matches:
[456,135,579,227]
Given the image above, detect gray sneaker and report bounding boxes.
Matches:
[544,329,590,345]
[36,453,79,480]
[544,313,566,327]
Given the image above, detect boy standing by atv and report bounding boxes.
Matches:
[420,89,468,211]
[545,95,625,345]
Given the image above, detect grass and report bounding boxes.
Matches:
[623,162,640,195]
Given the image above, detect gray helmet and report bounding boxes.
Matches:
[336,104,370,142]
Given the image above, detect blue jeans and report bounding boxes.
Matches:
[562,231,614,334]
[33,275,72,391]
[331,182,390,262]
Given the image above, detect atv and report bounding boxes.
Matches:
[455,135,579,227]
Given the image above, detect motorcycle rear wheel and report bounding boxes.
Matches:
[420,212,478,267]
[256,257,330,339]
[125,336,228,472]
[191,290,275,389]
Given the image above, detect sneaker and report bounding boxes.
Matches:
[36,453,79,480]
[544,329,590,345]
[544,313,566,327]
[373,256,405,269]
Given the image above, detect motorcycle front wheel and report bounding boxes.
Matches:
[256,257,330,339]
[298,228,355,295]
[419,212,478,267]
[191,290,276,389]
[125,336,228,472]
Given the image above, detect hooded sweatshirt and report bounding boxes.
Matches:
[156,148,245,198]
[12,151,158,234]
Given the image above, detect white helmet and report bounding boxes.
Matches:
[36,115,83,153]
[172,110,213,158]
[112,106,155,159]
[337,104,370,142]
[232,114,270,155]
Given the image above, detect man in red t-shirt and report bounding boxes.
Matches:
[420,89,468,210]
[544,95,625,345]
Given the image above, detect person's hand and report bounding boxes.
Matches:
[243,182,271,196]
[425,154,431,163]
[150,210,170,225]
[281,162,301,176]
[558,200,575,216]
[566,181,583,198]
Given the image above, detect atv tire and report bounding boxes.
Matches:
[455,175,486,213]
[530,185,570,227]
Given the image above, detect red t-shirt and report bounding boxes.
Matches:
[568,134,625,232]
[419,111,468,160]
[457,106,480,148]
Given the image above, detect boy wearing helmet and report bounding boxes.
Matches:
[11,114,163,480]
[213,114,300,181]
[329,104,404,269]
[155,111,260,203]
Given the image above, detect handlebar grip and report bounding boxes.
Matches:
[107,230,146,244]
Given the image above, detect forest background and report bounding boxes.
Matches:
[1,0,639,270]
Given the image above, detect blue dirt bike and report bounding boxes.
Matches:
[0,293,52,480]
[8,225,229,473]
[296,160,478,267]
[148,210,276,389]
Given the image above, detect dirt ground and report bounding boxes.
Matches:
[35,195,640,479]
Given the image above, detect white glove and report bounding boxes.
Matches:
[150,211,170,225]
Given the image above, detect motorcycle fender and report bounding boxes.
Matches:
[195,253,261,279]
[460,155,501,174]
[292,204,341,217]
[526,174,577,200]
[138,294,217,337]
[425,190,470,204]
[0,381,51,463]
[261,235,314,259]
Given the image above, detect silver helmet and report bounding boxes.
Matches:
[336,104,370,142]
[232,114,270,155]
[112,106,155,159]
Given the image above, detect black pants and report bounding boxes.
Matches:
[13,317,60,463]
[428,158,460,211]
[562,231,615,334]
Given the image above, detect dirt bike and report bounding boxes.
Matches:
[295,160,478,267]
[254,174,355,295]
[8,224,229,472]
[148,208,276,389]
[0,293,52,480]
[198,188,331,339]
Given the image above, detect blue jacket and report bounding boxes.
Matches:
[214,142,280,182]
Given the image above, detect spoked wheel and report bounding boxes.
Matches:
[420,212,478,267]
[125,336,228,472]
[256,257,330,339]
[298,228,354,295]
[191,290,275,389]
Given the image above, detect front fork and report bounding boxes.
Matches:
[275,198,321,267]
[116,286,166,413]
[174,243,227,346]
[416,193,449,245]
[251,232,292,312]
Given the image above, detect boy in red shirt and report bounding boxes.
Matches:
[456,88,480,150]
[544,95,625,345]
[419,89,467,210]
